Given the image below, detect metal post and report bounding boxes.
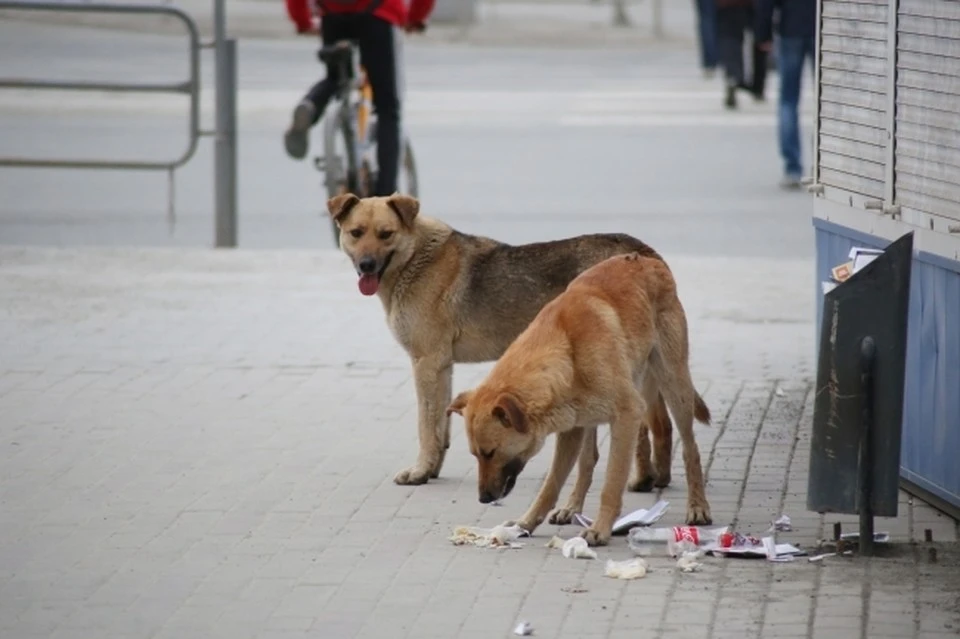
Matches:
[883,0,898,208]
[651,0,663,38]
[858,335,876,556]
[811,0,823,186]
[214,0,238,248]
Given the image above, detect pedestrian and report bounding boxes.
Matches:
[755,0,816,188]
[693,0,718,78]
[282,0,434,197]
[285,0,319,35]
[715,0,753,109]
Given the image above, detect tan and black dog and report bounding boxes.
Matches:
[446,253,712,545]
[328,192,675,490]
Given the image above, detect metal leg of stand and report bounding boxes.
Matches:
[858,335,876,556]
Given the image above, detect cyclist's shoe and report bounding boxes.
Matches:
[284,100,316,160]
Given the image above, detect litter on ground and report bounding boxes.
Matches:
[513,621,534,636]
[604,558,648,580]
[449,524,528,549]
[544,536,565,549]
[676,551,704,572]
[768,514,793,532]
[561,536,598,560]
[574,500,670,534]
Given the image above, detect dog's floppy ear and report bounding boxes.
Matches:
[492,393,527,434]
[446,390,473,417]
[386,193,419,228]
[327,193,360,225]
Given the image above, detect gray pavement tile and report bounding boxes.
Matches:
[0,248,958,639]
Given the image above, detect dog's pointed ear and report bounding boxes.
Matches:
[492,393,528,433]
[327,193,360,225]
[386,193,419,228]
[446,390,473,417]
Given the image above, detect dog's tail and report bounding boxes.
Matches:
[694,392,711,425]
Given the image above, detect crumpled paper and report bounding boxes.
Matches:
[604,557,648,580]
[449,524,528,549]
[513,621,534,636]
[676,550,703,573]
[561,537,598,560]
[545,536,565,549]
[768,514,793,533]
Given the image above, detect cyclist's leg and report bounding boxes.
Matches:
[357,16,403,195]
[284,15,354,160]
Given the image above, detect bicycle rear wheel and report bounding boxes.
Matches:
[366,120,419,199]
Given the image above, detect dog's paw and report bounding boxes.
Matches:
[653,471,672,488]
[580,527,610,547]
[548,507,578,525]
[685,503,713,526]
[393,466,432,486]
[628,475,655,493]
[502,519,535,535]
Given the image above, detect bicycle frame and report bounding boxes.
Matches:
[321,45,372,201]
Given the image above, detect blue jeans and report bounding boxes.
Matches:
[694,0,718,70]
[778,36,815,177]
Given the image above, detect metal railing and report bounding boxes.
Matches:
[0,0,238,247]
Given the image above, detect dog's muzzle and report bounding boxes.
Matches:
[478,458,526,504]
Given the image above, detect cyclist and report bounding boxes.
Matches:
[283,0,435,196]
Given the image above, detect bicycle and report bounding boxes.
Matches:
[311,40,419,245]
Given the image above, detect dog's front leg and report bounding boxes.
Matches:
[394,354,453,485]
[515,429,584,535]
[583,399,642,546]
[549,426,599,525]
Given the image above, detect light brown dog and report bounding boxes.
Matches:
[447,253,712,545]
[329,192,675,489]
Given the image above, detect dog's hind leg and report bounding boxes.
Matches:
[628,418,655,493]
[629,385,673,491]
[650,322,712,525]
[583,387,645,546]
[650,392,673,487]
[549,426,599,525]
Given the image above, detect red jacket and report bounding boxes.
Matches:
[285,0,435,31]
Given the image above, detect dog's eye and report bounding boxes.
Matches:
[377,230,394,241]
[349,228,363,239]
[480,449,496,460]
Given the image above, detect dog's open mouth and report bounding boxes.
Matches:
[357,252,394,297]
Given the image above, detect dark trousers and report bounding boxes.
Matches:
[778,36,816,177]
[304,14,403,196]
[694,0,718,70]
[716,6,750,87]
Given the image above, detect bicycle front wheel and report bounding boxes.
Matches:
[322,107,364,245]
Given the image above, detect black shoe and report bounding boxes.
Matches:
[724,86,737,110]
[284,101,316,160]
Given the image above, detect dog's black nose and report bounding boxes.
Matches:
[358,257,377,274]
[478,491,497,504]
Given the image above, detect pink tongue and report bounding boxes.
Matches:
[358,274,380,296]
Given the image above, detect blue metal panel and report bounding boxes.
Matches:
[813,219,960,512]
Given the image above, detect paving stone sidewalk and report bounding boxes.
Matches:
[1,247,958,639]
